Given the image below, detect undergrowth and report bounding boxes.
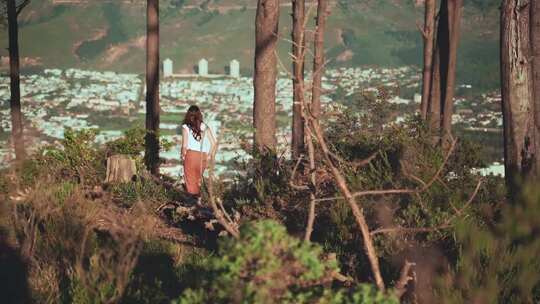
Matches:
[1,104,537,303]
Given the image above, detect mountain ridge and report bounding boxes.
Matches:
[1,0,500,90]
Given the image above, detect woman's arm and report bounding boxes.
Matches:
[181,126,188,160]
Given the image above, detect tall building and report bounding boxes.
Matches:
[163,58,173,78]
[198,58,208,77]
[230,59,240,78]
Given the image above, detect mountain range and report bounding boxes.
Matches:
[0,0,500,90]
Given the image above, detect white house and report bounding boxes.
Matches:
[163,58,173,78]
[230,59,240,78]
[198,58,208,77]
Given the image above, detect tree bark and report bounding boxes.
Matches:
[427,44,442,131]
[501,0,535,194]
[312,0,328,119]
[441,0,463,141]
[291,0,306,158]
[7,0,26,161]
[253,0,279,153]
[420,0,436,120]
[145,0,160,175]
[105,155,137,184]
[530,0,540,177]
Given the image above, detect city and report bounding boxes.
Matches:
[0,63,503,176]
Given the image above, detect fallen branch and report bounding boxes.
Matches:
[206,136,240,239]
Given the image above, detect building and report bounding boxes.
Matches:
[230,59,240,78]
[198,58,208,77]
[414,93,421,103]
[163,58,173,78]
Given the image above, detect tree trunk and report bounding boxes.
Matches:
[500,0,535,195]
[427,44,442,131]
[253,0,279,153]
[291,0,306,158]
[530,0,540,177]
[312,0,328,119]
[441,0,463,141]
[145,0,160,175]
[105,155,137,184]
[435,0,450,135]
[420,0,436,120]
[7,0,26,161]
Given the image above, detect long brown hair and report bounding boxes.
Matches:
[183,105,203,141]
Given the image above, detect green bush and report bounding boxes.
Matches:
[436,185,540,303]
[106,127,146,156]
[176,220,397,304]
[40,128,105,186]
[109,178,170,208]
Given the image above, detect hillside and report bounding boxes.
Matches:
[1,0,500,90]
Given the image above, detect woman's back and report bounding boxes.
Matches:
[182,123,211,153]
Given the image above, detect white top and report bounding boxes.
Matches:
[182,123,212,153]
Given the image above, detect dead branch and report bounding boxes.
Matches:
[395,260,416,298]
[92,203,194,245]
[327,149,379,170]
[370,179,483,236]
[304,127,318,241]
[307,117,386,291]
[290,155,310,191]
[313,138,458,203]
[16,0,31,16]
[206,137,240,239]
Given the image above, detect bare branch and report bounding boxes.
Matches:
[290,155,310,191]
[16,0,31,16]
[370,179,483,236]
[416,20,428,39]
[306,116,386,291]
[394,260,415,298]
[328,150,379,170]
[206,134,240,239]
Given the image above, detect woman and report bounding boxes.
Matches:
[181,105,217,197]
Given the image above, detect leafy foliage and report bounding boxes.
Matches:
[39,128,105,186]
[177,220,397,304]
[436,185,540,303]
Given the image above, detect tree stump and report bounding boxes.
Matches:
[105,155,137,184]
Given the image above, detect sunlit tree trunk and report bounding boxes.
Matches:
[530,0,540,177]
[253,0,279,153]
[7,0,26,161]
[501,0,535,194]
[311,0,328,119]
[145,0,160,175]
[291,0,306,158]
[420,0,436,120]
[424,0,462,145]
[441,0,463,142]
[427,45,442,131]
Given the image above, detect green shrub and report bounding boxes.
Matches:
[436,185,540,303]
[109,178,170,208]
[176,220,397,304]
[40,128,105,186]
[106,127,146,156]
